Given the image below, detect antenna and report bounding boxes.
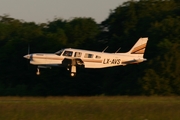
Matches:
[102,46,108,53]
[115,47,121,53]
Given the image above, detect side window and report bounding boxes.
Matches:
[74,52,82,57]
[84,53,94,58]
[63,51,73,57]
[95,55,101,59]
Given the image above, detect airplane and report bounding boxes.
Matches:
[23,37,148,77]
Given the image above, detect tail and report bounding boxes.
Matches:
[127,37,148,57]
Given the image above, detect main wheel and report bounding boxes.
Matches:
[71,72,75,77]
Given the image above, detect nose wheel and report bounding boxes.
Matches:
[36,68,40,75]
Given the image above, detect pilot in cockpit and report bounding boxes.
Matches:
[63,51,73,57]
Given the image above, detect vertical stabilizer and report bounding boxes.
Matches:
[128,37,148,57]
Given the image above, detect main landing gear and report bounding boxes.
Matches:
[70,65,76,77]
[67,65,76,77]
[64,58,84,77]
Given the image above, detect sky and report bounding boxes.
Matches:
[0,0,127,23]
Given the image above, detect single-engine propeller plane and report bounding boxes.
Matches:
[24,37,148,77]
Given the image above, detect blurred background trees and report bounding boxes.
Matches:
[0,0,180,96]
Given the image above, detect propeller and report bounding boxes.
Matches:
[23,45,33,61]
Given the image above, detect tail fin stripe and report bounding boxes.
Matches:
[132,49,145,54]
[131,43,146,54]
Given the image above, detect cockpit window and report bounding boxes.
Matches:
[63,51,73,57]
[55,49,64,56]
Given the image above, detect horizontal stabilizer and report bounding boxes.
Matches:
[122,58,147,64]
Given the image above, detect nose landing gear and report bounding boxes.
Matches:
[36,68,40,75]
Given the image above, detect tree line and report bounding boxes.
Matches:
[0,0,180,96]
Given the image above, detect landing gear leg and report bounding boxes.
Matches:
[36,68,40,75]
[70,65,76,77]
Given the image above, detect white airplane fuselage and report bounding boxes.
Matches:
[27,50,143,68]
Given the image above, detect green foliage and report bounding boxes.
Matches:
[65,18,99,48]
[140,42,180,95]
[101,0,180,95]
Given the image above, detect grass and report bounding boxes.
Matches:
[0,96,180,120]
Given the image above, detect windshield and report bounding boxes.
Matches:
[55,49,64,56]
